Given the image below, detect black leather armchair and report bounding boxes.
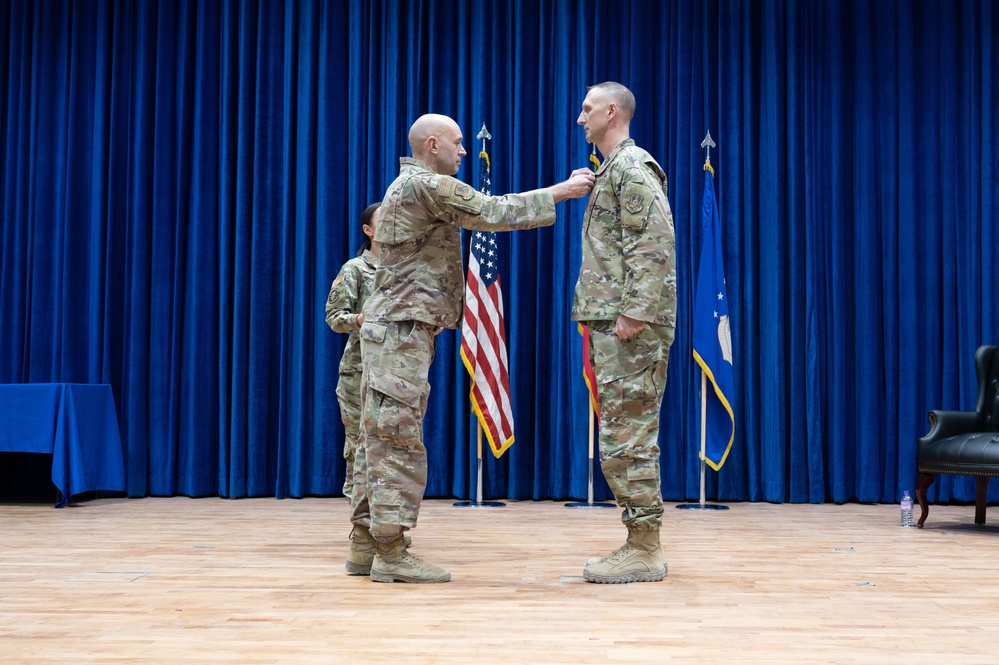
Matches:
[916,344,999,527]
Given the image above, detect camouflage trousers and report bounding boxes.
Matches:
[350,320,435,543]
[335,371,362,502]
[586,320,674,531]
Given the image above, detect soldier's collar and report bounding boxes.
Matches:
[400,157,432,173]
[595,139,635,176]
[605,139,636,162]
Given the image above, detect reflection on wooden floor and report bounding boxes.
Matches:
[2,497,998,663]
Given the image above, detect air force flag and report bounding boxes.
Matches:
[692,166,735,471]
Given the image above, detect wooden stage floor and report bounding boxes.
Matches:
[1,496,998,663]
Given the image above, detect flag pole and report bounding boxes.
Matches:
[700,371,707,505]
[566,397,613,507]
[678,131,729,513]
[454,122,505,509]
[588,399,595,504]
[456,420,502,507]
[680,368,726,510]
[476,422,483,504]
[566,376,613,508]
[566,145,614,510]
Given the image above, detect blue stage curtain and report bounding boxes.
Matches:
[1,0,996,505]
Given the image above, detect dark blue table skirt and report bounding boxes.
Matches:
[0,384,125,506]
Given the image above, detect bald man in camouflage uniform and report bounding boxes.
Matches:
[350,113,595,583]
[574,82,677,584]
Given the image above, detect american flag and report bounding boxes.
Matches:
[459,146,515,457]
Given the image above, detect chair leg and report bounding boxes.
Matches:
[915,473,935,528]
[974,476,990,525]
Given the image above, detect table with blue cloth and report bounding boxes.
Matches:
[0,383,125,507]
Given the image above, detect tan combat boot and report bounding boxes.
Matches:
[369,536,450,584]
[345,526,413,576]
[345,525,376,576]
[583,528,667,584]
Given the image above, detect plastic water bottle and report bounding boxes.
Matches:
[900,490,914,527]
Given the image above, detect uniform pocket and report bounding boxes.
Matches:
[366,368,423,409]
[359,321,387,344]
[626,463,660,482]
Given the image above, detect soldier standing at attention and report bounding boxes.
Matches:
[573,82,677,584]
[325,201,382,508]
[350,113,595,583]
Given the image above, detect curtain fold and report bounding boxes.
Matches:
[2,0,996,505]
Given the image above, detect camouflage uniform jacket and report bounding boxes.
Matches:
[572,139,677,327]
[325,250,379,375]
[363,157,557,328]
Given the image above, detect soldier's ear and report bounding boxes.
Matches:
[427,136,439,154]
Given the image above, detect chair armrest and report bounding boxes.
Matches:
[917,410,980,447]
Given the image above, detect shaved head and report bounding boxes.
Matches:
[587,82,636,121]
[409,114,458,155]
[408,113,466,175]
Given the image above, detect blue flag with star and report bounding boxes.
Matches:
[692,165,735,471]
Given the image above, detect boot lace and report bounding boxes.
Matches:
[604,543,640,563]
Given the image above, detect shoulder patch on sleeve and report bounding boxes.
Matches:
[621,181,655,229]
[453,182,475,201]
[434,176,483,214]
[437,176,456,198]
[625,193,645,215]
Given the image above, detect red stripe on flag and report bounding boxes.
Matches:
[578,323,600,418]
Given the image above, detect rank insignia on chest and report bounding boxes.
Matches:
[454,183,475,201]
[625,193,645,215]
